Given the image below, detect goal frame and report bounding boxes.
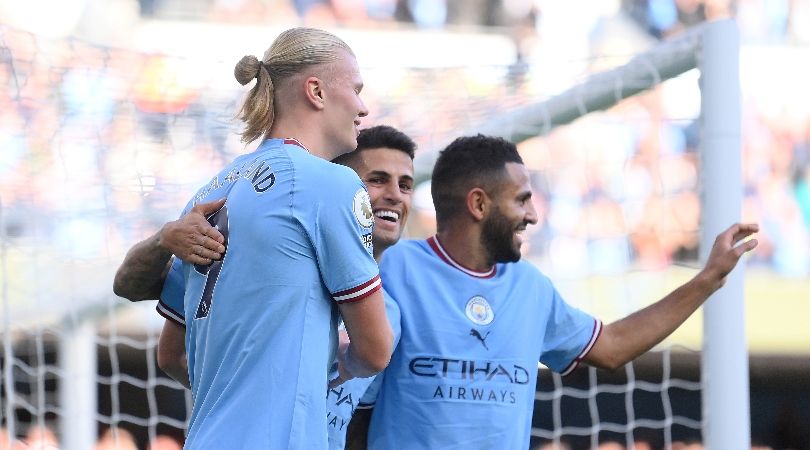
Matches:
[472,19,747,449]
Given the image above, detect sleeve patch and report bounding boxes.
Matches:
[352,188,374,229]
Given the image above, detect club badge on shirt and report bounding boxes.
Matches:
[465,295,494,325]
[352,188,374,229]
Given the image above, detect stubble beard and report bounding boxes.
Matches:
[481,206,522,264]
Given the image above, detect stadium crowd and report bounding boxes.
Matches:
[2,1,809,277]
[131,0,810,46]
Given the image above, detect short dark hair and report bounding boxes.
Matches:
[332,125,416,166]
[431,134,523,225]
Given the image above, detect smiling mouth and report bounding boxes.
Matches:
[374,210,400,223]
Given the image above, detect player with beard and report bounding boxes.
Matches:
[352,134,758,449]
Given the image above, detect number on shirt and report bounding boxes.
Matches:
[193,204,229,319]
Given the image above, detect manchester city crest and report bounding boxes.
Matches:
[465,295,494,325]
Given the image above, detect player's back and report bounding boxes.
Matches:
[181,138,375,449]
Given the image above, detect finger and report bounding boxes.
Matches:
[721,223,758,245]
[184,253,213,266]
[202,223,226,246]
[733,238,758,257]
[196,243,223,260]
[199,235,225,255]
[732,232,759,248]
[731,229,757,245]
[193,198,226,216]
[328,375,344,389]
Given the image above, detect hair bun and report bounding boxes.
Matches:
[234,55,260,86]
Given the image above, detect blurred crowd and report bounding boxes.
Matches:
[1,0,809,280]
[133,0,810,46]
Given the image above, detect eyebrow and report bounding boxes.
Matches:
[366,170,414,182]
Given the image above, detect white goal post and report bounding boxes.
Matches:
[467,19,747,450]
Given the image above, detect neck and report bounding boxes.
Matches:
[270,116,335,160]
[435,226,493,272]
[373,245,389,263]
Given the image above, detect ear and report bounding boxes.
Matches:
[466,188,489,222]
[304,76,325,110]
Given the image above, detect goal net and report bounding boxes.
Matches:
[1,19,746,450]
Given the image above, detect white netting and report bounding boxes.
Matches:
[533,348,703,449]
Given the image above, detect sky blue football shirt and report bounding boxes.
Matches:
[159,138,380,449]
[366,236,601,450]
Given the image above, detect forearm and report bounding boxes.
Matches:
[585,222,758,370]
[113,231,172,301]
[342,340,391,378]
[338,291,394,378]
[157,321,190,389]
[588,272,717,369]
[161,357,190,389]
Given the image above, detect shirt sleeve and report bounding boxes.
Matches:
[157,257,186,327]
[539,286,602,375]
[306,166,381,304]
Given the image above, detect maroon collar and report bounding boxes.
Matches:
[283,138,307,150]
[426,235,496,279]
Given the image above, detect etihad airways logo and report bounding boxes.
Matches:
[408,357,530,385]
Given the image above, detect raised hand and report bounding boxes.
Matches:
[701,222,759,289]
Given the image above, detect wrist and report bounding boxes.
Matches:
[692,269,722,296]
[155,224,176,257]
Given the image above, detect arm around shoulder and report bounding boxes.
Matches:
[112,198,226,301]
[112,231,173,301]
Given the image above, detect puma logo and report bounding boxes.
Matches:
[470,329,490,350]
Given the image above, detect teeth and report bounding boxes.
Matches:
[374,210,399,222]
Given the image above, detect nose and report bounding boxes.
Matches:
[382,181,403,203]
[525,198,539,225]
[358,98,369,118]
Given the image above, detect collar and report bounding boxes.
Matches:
[426,235,496,279]
[282,138,307,151]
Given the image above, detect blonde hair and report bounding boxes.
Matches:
[234,27,354,144]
